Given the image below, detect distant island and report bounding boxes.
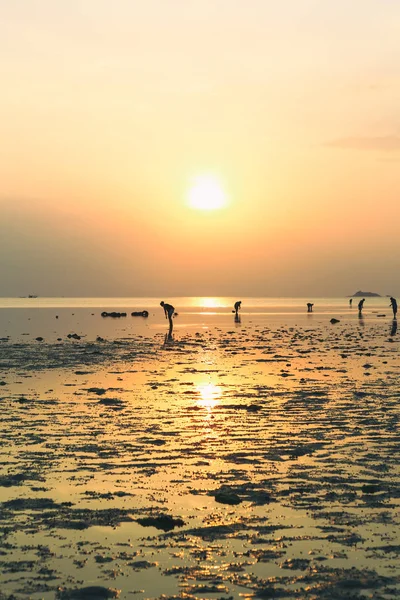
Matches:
[350,291,381,297]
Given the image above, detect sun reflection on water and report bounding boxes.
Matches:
[196,383,221,410]
[197,297,227,309]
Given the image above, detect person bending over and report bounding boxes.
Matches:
[234,301,242,317]
[160,301,175,331]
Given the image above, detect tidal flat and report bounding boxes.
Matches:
[1,314,399,599]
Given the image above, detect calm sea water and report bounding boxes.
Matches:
[0,297,394,341]
[0,296,391,313]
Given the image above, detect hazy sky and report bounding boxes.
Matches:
[1,0,399,297]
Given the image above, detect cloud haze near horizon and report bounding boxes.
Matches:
[1,0,400,297]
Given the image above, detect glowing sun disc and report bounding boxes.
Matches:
[188,175,228,210]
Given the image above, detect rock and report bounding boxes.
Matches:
[136,514,185,531]
[88,387,107,395]
[56,586,120,600]
[101,311,127,318]
[35,337,44,341]
[0,381,7,386]
[96,336,105,342]
[98,397,124,406]
[330,318,340,324]
[131,310,149,317]
[361,483,383,494]
[214,488,242,505]
[246,404,262,412]
[129,560,157,570]
[67,333,81,340]
[94,555,114,563]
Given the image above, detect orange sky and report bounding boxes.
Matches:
[1,0,399,296]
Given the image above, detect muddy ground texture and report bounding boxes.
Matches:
[0,320,399,599]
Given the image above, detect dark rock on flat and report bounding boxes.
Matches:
[98,397,124,406]
[129,560,156,570]
[88,387,107,395]
[214,488,242,505]
[101,311,127,318]
[35,336,44,341]
[56,586,120,600]
[17,397,30,403]
[131,310,149,317]
[67,333,81,340]
[361,484,383,494]
[246,404,262,412]
[224,403,262,412]
[330,319,340,324]
[0,473,27,487]
[137,514,185,531]
[4,497,73,510]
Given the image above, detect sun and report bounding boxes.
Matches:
[187,175,228,211]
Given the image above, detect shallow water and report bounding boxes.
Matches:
[0,307,399,599]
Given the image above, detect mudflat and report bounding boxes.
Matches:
[0,313,399,599]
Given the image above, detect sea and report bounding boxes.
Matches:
[0,296,395,342]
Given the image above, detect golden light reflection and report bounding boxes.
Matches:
[196,383,221,410]
[198,297,227,309]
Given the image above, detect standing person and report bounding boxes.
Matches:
[160,301,175,333]
[390,297,398,318]
[234,301,242,318]
[358,298,365,314]
[349,298,353,308]
[307,303,314,313]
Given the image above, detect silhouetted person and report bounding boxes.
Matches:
[390,319,397,337]
[234,301,241,317]
[389,297,397,318]
[160,301,174,333]
[358,298,365,314]
[349,298,353,308]
[307,303,314,313]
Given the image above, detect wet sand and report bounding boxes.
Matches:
[0,310,399,599]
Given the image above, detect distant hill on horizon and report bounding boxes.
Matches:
[350,290,381,297]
